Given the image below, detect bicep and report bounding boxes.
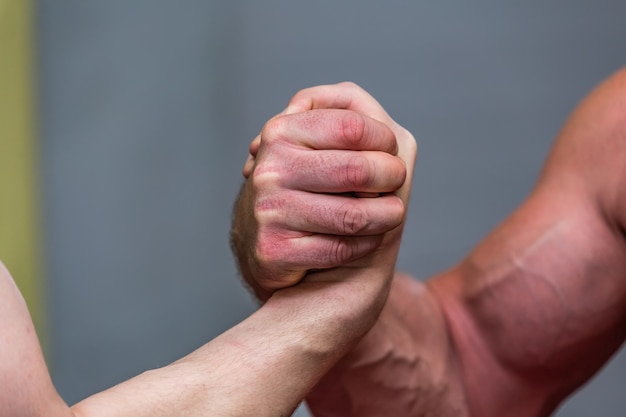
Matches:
[429,68,626,414]
[464,186,626,371]
[0,262,70,417]
[430,185,626,415]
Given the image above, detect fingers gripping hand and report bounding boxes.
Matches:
[235,83,417,300]
[283,82,417,205]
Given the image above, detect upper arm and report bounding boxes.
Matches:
[0,261,71,417]
[540,66,626,233]
[430,68,626,416]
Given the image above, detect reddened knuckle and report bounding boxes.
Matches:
[340,112,366,145]
[255,235,282,266]
[343,155,373,189]
[252,199,274,226]
[252,191,289,232]
[340,204,367,234]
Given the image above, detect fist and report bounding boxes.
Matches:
[232,82,417,301]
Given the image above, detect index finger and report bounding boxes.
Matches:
[284,82,394,126]
[283,82,418,205]
[264,109,398,155]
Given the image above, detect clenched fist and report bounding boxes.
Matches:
[232,82,417,303]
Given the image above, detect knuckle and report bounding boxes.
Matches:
[260,116,288,146]
[290,86,312,102]
[254,233,303,289]
[387,197,406,226]
[252,189,289,230]
[342,154,374,189]
[391,157,408,188]
[328,239,353,265]
[254,231,284,267]
[339,203,367,234]
[251,167,280,191]
[253,198,277,226]
[340,111,366,146]
[373,198,404,232]
[250,171,282,205]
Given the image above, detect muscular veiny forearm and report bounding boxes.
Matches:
[303,202,626,416]
[306,273,469,417]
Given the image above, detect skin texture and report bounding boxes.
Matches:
[0,251,413,417]
[0,83,417,416]
[232,83,417,302]
[3,68,626,416]
[233,70,626,416]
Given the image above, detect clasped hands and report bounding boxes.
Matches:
[232,82,417,342]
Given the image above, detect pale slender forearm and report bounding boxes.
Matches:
[72,278,377,417]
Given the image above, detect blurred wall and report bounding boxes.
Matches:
[36,1,626,416]
[0,0,44,337]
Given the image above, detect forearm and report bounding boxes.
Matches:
[306,273,469,417]
[72,279,375,417]
[72,331,307,417]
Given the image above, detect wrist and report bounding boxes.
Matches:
[265,268,393,355]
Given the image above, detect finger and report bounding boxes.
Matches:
[283,83,418,201]
[278,150,406,194]
[285,82,393,125]
[243,154,255,178]
[249,135,261,156]
[257,233,385,290]
[257,192,404,236]
[263,109,398,155]
[243,135,262,178]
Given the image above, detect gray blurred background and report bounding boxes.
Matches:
[36,1,626,416]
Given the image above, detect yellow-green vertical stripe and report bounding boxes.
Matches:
[0,0,45,342]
